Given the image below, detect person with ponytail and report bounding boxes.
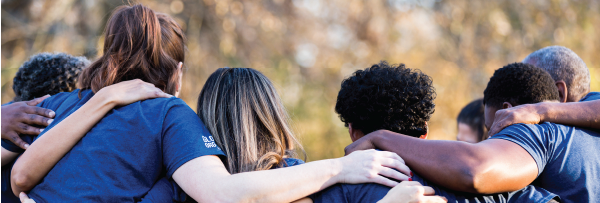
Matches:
[4,4,425,203]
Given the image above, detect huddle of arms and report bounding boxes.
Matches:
[4,80,444,203]
[347,99,600,194]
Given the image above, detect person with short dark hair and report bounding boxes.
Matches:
[311,61,558,203]
[346,62,600,203]
[1,53,89,151]
[488,46,600,136]
[12,52,90,102]
[335,61,435,140]
[456,99,486,143]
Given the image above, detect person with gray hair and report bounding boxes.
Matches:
[522,45,591,102]
[487,46,600,136]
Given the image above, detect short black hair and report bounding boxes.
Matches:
[335,61,436,137]
[12,53,90,101]
[483,63,559,109]
[457,98,486,141]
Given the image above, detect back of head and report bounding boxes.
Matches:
[197,68,303,174]
[484,63,560,109]
[335,61,436,137]
[523,46,590,100]
[78,4,185,95]
[456,98,486,142]
[13,52,90,101]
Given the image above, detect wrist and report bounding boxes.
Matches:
[534,102,551,122]
[328,158,344,184]
[90,89,118,110]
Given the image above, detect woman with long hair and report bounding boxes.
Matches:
[3,4,420,203]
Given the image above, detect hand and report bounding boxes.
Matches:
[20,192,36,203]
[344,131,382,155]
[96,79,173,107]
[377,181,447,203]
[1,95,55,149]
[488,103,542,137]
[337,149,412,188]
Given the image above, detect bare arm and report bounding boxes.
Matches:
[489,100,600,136]
[2,147,19,167]
[174,149,412,203]
[345,130,538,194]
[11,80,171,195]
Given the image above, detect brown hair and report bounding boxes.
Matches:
[78,4,185,94]
[197,68,305,174]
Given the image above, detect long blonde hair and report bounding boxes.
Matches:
[197,68,304,174]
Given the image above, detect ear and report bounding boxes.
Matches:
[502,102,513,109]
[348,123,365,142]
[419,122,429,139]
[555,81,568,103]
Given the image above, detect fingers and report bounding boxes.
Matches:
[15,123,44,135]
[419,196,448,203]
[398,181,422,187]
[422,186,436,195]
[377,165,410,181]
[370,175,399,188]
[6,131,29,150]
[24,95,50,106]
[21,105,55,119]
[20,192,35,203]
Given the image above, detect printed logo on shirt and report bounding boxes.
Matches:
[203,135,217,148]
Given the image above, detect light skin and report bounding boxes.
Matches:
[456,123,479,143]
[9,64,413,202]
[344,101,541,194]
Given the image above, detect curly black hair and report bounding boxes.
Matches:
[335,61,436,137]
[12,53,90,101]
[483,62,559,109]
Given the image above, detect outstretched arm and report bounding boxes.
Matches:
[11,79,171,196]
[489,100,600,136]
[174,149,412,203]
[345,130,538,194]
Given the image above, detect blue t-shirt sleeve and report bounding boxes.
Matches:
[161,99,225,178]
[490,123,554,176]
[579,91,600,101]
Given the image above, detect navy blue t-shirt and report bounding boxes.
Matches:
[310,172,558,203]
[490,122,600,203]
[1,89,225,203]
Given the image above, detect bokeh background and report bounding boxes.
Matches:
[2,0,599,161]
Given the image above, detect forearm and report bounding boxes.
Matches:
[11,94,116,195]
[368,131,535,193]
[540,100,600,129]
[2,147,19,167]
[176,156,342,203]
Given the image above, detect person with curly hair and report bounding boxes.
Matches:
[311,61,558,203]
[345,62,600,203]
[12,53,90,102]
[335,61,435,140]
[1,53,89,151]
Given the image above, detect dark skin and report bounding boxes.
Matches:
[1,95,55,149]
[345,102,540,194]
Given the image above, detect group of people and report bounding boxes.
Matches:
[1,4,598,203]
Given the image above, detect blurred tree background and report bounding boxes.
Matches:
[2,0,599,161]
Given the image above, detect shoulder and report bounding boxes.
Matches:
[39,89,86,110]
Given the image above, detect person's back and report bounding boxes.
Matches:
[311,61,559,203]
[492,120,600,202]
[24,89,220,202]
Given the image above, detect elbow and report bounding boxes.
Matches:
[454,165,496,194]
[11,169,36,196]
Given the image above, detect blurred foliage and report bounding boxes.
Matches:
[2,0,599,161]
